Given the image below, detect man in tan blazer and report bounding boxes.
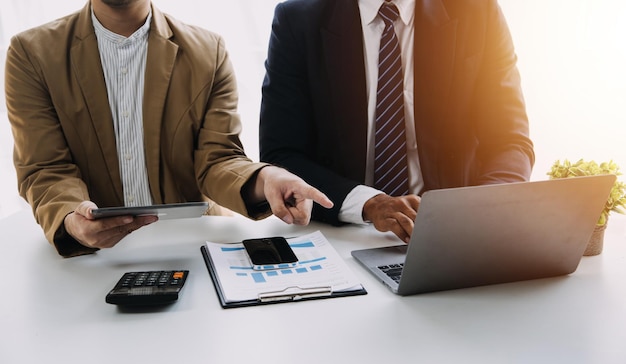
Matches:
[5,0,332,257]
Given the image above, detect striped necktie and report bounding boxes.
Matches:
[374,1,409,197]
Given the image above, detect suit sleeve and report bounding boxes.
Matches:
[470,2,535,184]
[5,35,94,256]
[193,36,272,220]
[259,3,358,225]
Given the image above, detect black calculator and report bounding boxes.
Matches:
[106,270,189,306]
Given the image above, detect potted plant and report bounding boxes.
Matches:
[547,159,626,255]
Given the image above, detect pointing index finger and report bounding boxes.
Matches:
[306,186,334,209]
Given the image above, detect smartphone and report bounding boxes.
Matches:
[242,237,298,271]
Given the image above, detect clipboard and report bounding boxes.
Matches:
[200,231,367,308]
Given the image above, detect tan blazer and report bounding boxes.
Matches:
[5,2,269,253]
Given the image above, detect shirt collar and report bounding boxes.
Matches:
[359,0,415,26]
[91,6,152,44]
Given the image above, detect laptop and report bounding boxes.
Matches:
[351,175,616,295]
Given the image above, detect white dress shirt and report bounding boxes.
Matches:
[92,9,153,207]
[339,0,423,224]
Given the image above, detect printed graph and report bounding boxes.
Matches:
[221,240,327,284]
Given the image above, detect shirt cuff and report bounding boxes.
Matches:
[338,185,384,225]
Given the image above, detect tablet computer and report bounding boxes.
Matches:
[91,202,209,220]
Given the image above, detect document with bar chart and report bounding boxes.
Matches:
[201,231,367,308]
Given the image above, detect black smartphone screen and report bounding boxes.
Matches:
[242,237,298,266]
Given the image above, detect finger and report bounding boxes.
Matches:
[391,196,419,223]
[379,216,410,244]
[92,224,127,245]
[110,216,156,236]
[395,213,414,243]
[99,212,158,232]
[75,201,99,220]
[398,203,418,223]
[372,212,412,243]
[275,206,293,224]
[96,234,126,249]
[265,191,294,224]
[117,216,158,236]
[92,222,139,249]
[392,227,411,245]
[287,200,313,225]
[303,186,334,209]
[404,195,421,214]
[134,215,159,228]
[115,225,133,236]
[97,215,134,232]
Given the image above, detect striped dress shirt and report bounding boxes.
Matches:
[92,10,153,207]
[339,0,421,224]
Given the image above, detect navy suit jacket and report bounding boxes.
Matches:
[260,0,535,225]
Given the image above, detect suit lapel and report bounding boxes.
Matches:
[414,0,457,110]
[71,3,124,203]
[321,0,368,180]
[413,0,457,188]
[143,6,178,203]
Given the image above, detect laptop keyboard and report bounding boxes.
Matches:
[378,263,404,283]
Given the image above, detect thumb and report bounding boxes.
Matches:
[76,201,99,220]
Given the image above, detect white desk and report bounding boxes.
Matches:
[1,210,625,364]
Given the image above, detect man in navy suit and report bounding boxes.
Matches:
[259,0,534,243]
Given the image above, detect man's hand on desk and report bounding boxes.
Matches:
[363,194,421,244]
[64,201,158,249]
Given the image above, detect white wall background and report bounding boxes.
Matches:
[1,0,625,219]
